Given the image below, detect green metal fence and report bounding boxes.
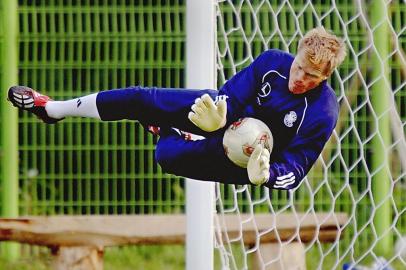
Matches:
[13,0,186,216]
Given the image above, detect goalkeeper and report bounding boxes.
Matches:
[7,27,346,190]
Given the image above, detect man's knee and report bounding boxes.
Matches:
[155,140,177,173]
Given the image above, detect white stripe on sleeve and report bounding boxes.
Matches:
[275,176,295,185]
[274,179,296,188]
[276,172,294,181]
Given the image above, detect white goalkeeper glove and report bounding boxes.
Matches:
[247,144,270,186]
[188,94,227,132]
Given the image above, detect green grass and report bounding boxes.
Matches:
[104,246,184,270]
[0,246,185,270]
[1,245,405,269]
[0,259,49,270]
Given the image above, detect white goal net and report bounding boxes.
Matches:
[213,0,406,269]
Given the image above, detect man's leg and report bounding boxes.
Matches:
[8,86,101,123]
[46,93,100,119]
[8,85,218,134]
[155,128,250,185]
[96,86,219,134]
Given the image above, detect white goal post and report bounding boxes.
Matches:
[186,1,216,270]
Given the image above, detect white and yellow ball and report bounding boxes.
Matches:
[223,117,273,168]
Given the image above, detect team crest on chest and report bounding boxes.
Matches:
[284,111,297,127]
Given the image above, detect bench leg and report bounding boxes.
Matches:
[51,246,104,270]
[252,242,306,270]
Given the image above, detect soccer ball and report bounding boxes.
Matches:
[223,117,273,168]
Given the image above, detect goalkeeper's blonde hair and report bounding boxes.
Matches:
[298,27,346,76]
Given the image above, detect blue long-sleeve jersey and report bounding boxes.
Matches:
[97,49,339,190]
[218,49,339,189]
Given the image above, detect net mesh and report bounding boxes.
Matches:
[214,0,406,269]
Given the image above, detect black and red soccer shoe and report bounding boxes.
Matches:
[8,86,62,124]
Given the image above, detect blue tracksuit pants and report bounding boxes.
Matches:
[96,86,250,185]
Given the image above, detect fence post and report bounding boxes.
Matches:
[0,0,20,260]
[371,0,392,257]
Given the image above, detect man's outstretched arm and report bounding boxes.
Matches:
[188,51,275,132]
[264,118,336,190]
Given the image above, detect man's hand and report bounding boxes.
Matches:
[247,144,270,185]
[188,94,227,132]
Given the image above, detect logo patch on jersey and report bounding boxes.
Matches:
[257,70,287,106]
[284,111,297,127]
[259,82,271,98]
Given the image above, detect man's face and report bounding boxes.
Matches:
[288,52,328,94]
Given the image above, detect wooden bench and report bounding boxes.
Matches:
[0,213,348,270]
